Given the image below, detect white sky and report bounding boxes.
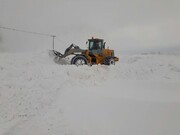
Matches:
[0,0,180,54]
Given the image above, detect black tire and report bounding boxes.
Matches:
[104,57,110,65]
[71,55,88,66]
[104,57,115,65]
[109,58,115,65]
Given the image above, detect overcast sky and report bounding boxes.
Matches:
[0,0,180,54]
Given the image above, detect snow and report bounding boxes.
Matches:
[0,50,180,135]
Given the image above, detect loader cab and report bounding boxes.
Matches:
[87,38,105,55]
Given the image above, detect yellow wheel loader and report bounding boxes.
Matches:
[51,37,119,66]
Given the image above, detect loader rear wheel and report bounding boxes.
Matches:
[109,58,115,65]
[104,57,115,65]
[71,55,88,66]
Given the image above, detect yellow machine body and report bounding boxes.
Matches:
[83,48,119,65]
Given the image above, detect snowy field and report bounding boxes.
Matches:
[0,51,180,135]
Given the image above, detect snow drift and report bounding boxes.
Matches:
[0,51,180,135]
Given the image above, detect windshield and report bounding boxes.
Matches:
[89,41,103,50]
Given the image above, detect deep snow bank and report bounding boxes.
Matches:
[0,51,180,135]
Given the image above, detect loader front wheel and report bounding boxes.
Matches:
[104,57,115,65]
[71,55,88,66]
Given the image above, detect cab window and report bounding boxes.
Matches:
[89,41,102,50]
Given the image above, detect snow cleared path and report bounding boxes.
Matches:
[0,51,180,135]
